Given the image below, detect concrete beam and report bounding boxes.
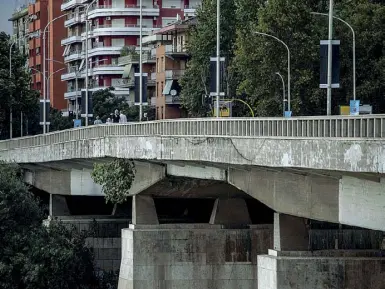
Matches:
[132,195,159,225]
[339,176,385,231]
[167,163,226,181]
[209,198,252,226]
[228,167,339,223]
[24,169,71,195]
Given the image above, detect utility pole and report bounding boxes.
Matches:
[327,0,334,115]
[139,0,143,121]
[216,0,220,117]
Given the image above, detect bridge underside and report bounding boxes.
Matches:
[21,158,385,232]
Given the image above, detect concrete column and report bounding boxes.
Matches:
[132,195,159,225]
[209,198,251,226]
[49,194,70,216]
[274,213,309,251]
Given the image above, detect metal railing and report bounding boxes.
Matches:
[0,115,384,151]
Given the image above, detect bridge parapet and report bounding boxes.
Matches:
[0,115,384,151]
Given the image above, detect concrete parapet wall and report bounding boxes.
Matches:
[2,136,385,174]
[258,250,385,289]
[118,224,273,289]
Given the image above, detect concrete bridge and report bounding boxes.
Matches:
[1,116,385,289]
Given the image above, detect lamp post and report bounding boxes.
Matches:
[216,0,220,117]
[254,31,291,112]
[327,0,334,115]
[139,0,143,121]
[85,0,98,126]
[9,39,17,139]
[311,12,356,101]
[43,13,69,134]
[275,72,286,117]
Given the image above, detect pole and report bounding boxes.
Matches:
[216,0,220,117]
[276,72,286,117]
[311,12,356,100]
[85,0,97,126]
[327,0,334,115]
[42,13,68,134]
[139,0,143,121]
[75,69,79,119]
[20,112,23,137]
[254,31,291,112]
[9,41,14,139]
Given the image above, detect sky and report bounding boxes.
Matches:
[0,0,21,34]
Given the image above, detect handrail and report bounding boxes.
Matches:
[0,116,384,151]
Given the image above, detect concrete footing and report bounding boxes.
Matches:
[118,224,273,289]
[258,250,385,289]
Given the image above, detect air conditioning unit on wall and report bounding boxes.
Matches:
[106,16,111,21]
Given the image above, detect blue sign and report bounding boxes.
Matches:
[284,111,292,118]
[350,100,360,116]
[74,119,82,128]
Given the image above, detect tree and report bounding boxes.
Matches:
[233,0,327,116]
[180,0,238,117]
[92,87,129,122]
[49,108,74,132]
[91,159,136,206]
[0,32,40,139]
[0,162,115,289]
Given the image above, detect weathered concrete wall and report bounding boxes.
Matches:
[229,167,339,223]
[258,250,385,289]
[118,224,273,289]
[59,217,130,272]
[2,136,385,174]
[339,176,385,231]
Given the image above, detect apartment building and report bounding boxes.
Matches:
[9,5,29,55]
[28,0,67,111]
[118,17,195,119]
[60,0,200,115]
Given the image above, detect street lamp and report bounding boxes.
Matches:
[327,0,334,115]
[43,12,69,134]
[139,0,143,121]
[9,38,17,139]
[254,31,291,112]
[275,72,286,117]
[85,0,98,127]
[216,0,220,117]
[311,11,356,101]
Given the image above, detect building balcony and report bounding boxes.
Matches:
[61,66,80,81]
[85,24,161,38]
[64,50,83,63]
[89,43,122,58]
[87,5,160,19]
[118,52,154,66]
[60,0,88,11]
[64,90,82,100]
[165,45,189,57]
[61,0,88,11]
[165,94,181,105]
[64,12,84,27]
[89,65,125,76]
[184,5,198,17]
[61,35,82,46]
[165,70,185,80]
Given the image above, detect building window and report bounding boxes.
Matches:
[161,57,164,72]
[161,106,164,119]
[35,47,40,55]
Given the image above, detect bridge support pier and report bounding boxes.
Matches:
[132,195,159,225]
[209,198,251,226]
[118,224,273,289]
[49,194,70,216]
[273,213,309,251]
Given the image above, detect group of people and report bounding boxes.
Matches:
[93,109,128,125]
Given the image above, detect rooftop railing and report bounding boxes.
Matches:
[0,116,384,151]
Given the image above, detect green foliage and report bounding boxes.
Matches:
[92,87,129,122]
[181,0,385,116]
[91,159,136,204]
[0,32,40,138]
[0,162,104,289]
[180,0,237,116]
[49,108,74,132]
[120,45,137,57]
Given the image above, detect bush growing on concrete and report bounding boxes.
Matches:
[91,158,136,205]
